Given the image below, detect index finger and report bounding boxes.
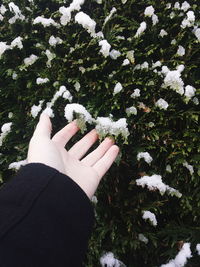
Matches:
[52,120,80,147]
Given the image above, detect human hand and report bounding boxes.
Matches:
[27,113,120,199]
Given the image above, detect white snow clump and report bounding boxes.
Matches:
[0,122,12,146]
[113,82,123,95]
[135,22,147,38]
[194,28,200,41]
[24,54,38,66]
[100,252,125,267]
[0,4,7,15]
[159,29,168,37]
[59,0,85,26]
[95,117,129,140]
[104,7,116,26]
[181,11,195,28]
[161,243,192,267]
[64,103,93,123]
[137,152,153,164]
[49,36,63,46]
[183,161,194,175]
[45,49,56,67]
[184,85,196,101]
[10,36,23,49]
[31,100,44,118]
[136,174,182,197]
[196,244,200,255]
[138,233,149,244]
[126,106,137,116]
[0,42,9,58]
[131,89,140,98]
[8,2,25,24]
[99,40,111,57]
[75,12,96,37]
[162,65,185,95]
[152,14,159,25]
[144,6,155,17]
[122,59,130,66]
[177,45,185,56]
[110,49,121,60]
[181,1,191,12]
[33,16,60,28]
[36,78,49,85]
[142,211,157,226]
[9,159,27,170]
[155,98,169,110]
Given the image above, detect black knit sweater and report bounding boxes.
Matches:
[0,163,94,267]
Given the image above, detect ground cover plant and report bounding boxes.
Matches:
[0,0,200,266]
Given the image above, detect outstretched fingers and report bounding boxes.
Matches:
[52,120,80,147]
[68,129,99,159]
[81,137,114,166]
[92,145,120,179]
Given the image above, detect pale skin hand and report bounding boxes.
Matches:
[27,113,120,199]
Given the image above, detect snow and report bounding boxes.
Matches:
[136,174,182,197]
[142,211,157,226]
[161,243,192,267]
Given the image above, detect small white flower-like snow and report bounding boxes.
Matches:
[183,161,194,175]
[64,103,93,123]
[113,82,123,95]
[194,28,200,41]
[24,54,38,66]
[142,211,157,226]
[109,49,121,60]
[177,45,185,56]
[36,78,49,85]
[137,152,153,164]
[0,122,12,146]
[131,89,140,98]
[0,42,10,58]
[10,36,23,49]
[95,117,129,140]
[161,243,192,267]
[126,106,137,116]
[33,16,60,27]
[135,22,147,38]
[144,6,155,17]
[75,12,96,37]
[100,252,124,267]
[138,234,149,244]
[8,159,27,170]
[155,98,169,110]
[196,244,200,255]
[31,100,44,118]
[136,174,182,197]
[99,40,111,57]
[184,85,196,100]
[159,29,168,37]
[49,36,63,46]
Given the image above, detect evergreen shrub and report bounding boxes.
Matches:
[0,0,200,266]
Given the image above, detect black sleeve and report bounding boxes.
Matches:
[0,163,94,267]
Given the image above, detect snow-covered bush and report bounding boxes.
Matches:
[0,0,200,266]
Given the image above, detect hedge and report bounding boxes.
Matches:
[0,0,200,266]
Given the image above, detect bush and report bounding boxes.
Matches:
[0,0,200,266]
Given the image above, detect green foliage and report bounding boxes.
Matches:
[0,0,200,266]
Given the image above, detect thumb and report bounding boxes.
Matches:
[33,112,52,138]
